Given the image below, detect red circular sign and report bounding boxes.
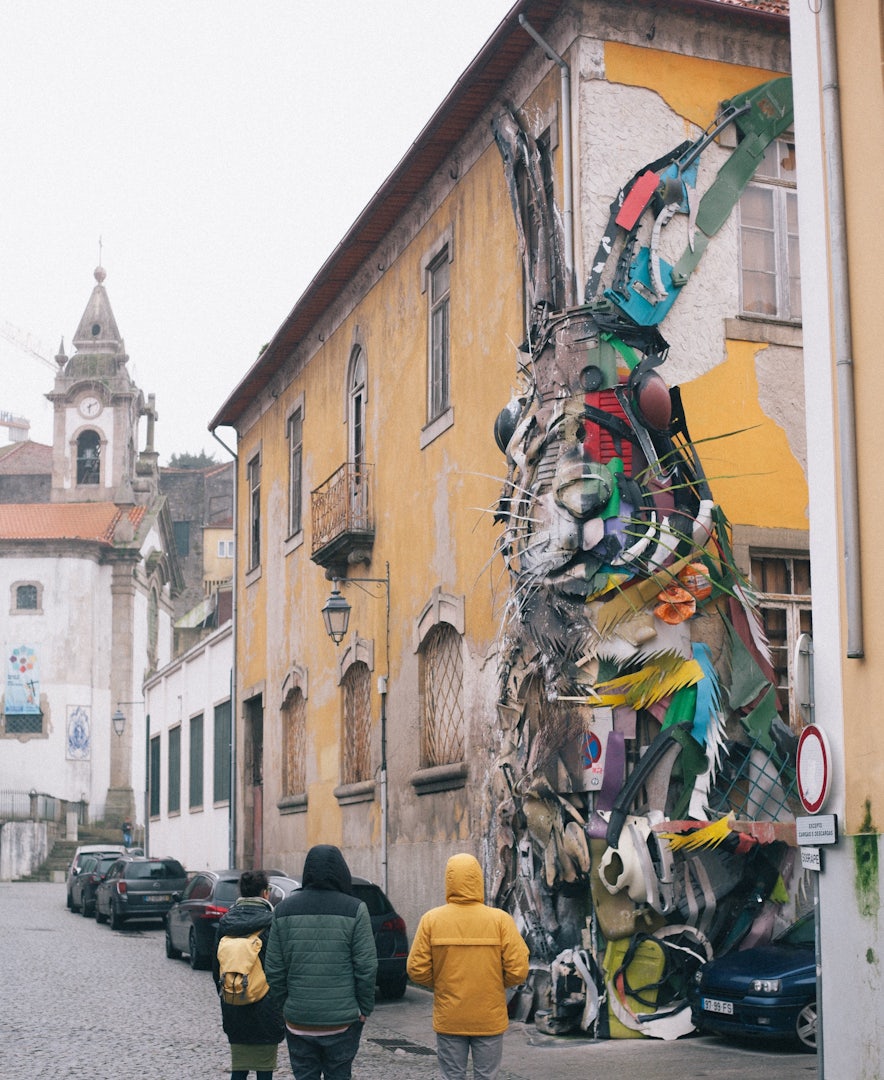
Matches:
[796,724,831,814]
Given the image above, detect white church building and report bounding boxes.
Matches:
[0,267,181,829]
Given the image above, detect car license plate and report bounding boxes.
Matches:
[702,997,734,1015]
[145,894,171,902]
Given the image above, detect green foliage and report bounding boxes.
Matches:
[166,450,218,469]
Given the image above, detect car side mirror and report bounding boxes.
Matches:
[172,892,182,903]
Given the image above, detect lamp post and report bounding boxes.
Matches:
[321,563,390,892]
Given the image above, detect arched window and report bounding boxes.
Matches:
[76,430,101,485]
[348,347,366,470]
[342,660,372,785]
[419,622,465,767]
[282,688,307,796]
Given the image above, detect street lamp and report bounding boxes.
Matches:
[320,563,390,892]
[112,709,126,737]
[321,579,353,644]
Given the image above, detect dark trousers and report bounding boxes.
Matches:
[285,1022,363,1080]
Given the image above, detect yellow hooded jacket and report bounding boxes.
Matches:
[406,853,530,1036]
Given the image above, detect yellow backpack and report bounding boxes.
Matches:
[217,930,269,1004]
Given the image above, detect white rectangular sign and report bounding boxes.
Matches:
[800,846,821,872]
[796,814,838,846]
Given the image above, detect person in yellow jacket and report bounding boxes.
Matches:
[406,853,530,1080]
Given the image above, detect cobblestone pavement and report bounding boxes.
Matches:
[2,882,816,1080]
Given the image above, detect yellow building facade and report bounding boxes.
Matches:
[213,0,803,1030]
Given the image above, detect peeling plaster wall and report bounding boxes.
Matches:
[230,2,799,945]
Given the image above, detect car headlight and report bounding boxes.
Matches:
[750,978,782,993]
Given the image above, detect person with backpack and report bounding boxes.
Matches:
[264,844,377,1079]
[213,869,285,1080]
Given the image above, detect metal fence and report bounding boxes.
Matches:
[0,790,88,825]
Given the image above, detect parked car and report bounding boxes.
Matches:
[690,911,817,1051]
[65,844,125,909]
[351,876,408,999]
[164,868,300,969]
[70,853,119,917]
[94,855,188,930]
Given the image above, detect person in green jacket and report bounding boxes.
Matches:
[264,845,377,1079]
[407,853,529,1080]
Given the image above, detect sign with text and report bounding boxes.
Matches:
[796,814,838,846]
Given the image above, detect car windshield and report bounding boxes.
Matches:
[775,914,815,948]
[126,860,184,879]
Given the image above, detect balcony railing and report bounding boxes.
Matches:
[310,462,375,570]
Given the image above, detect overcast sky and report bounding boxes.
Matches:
[1,0,513,463]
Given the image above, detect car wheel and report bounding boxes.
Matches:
[109,904,125,931]
[379,974,407,1000]
[95,902,108,924]
[189,927,210,970]
[70,894,81,914]
[795,1000,817,1052]
[66,890,73,910]
[165,925,182,959]
[81,898,93,918]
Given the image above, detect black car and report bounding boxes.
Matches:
[164,868,299,969]
[65,844,125,909]
[71,853,119,917]
[351,877,408,999]
[94,855,188,930]
[690,912,817,1051]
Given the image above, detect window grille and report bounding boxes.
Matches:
[421,623,465,766]
[283,689,307,796]
[343,662,372,784]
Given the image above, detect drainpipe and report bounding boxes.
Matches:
[212,427,239,863]
[518,15,575,306]
[819,2,863,658]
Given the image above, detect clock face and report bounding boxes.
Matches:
[79,395,102,418]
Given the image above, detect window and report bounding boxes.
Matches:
[76,430,101,485]
[14,583,39,611]
[282,688,306,796]
[287,409,303,537]
[173,521,191,557]
[217,539,234,558]
[168,726,181,814]
[420,622,465,766]
[427,250,450,422]
[149,733,161,817]
[750,553,812,732]
[348,348,366,469]
[213,700,232,803]
[739,136,800,321]
[247,453,261,569]
[189,713,204,809]
[342,661,372,785]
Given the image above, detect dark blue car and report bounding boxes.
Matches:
[690,912,817,1051]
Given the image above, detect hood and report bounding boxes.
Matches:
[445,853,485,905]
[218,896,273,936]
[301,844,353,894]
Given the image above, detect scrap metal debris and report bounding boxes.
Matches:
[491,78,803,1038]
